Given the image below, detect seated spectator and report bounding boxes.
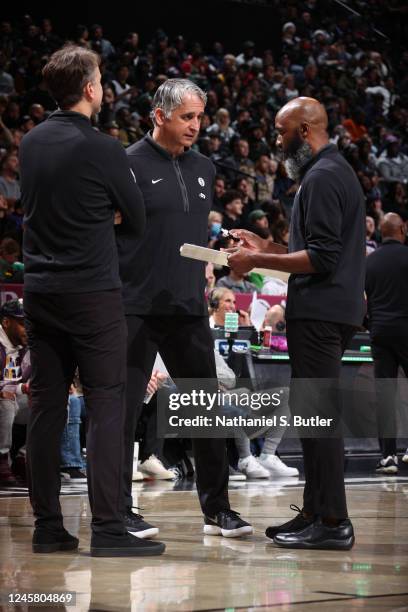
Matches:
[255,155,275,201]
[208,210,223,247]
[0,299,30,486]
[216,268,257,294]
[247,209,270,239]
[213,174,226,211]
[0,195,19,240]
[208,287,251,327]
[0,152,20,207]
[366,215,378,255]
[206,107,236,151]
[0,237,24,283]
[221,189,244,231]
[377,136,408,184]
[342,108,368,143]
[272,219,290,246]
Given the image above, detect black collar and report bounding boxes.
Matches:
[300,143,337,180]
[145,131,191,160]
[48,110,91,124]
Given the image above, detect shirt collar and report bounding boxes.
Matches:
[145,131,191,160]
[300,143,337,180]
[48,110,91,124]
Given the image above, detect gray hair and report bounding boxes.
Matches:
[150,78,207,124]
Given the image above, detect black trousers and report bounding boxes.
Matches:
[24,290,127,535]
[124,315,229,516]
[371,330,408,457]
[286,319,355,520]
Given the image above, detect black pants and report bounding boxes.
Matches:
[24,290,127,536]
[286,319,355,520]
[124,315,229,516]
[371,331,408,457]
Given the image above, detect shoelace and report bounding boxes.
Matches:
[129,506,145,520]
[289,504,303,515]
[221,509,241,519]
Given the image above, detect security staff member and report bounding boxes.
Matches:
[117,79,252,539]
[365,213,408,474]
[20,45,164,557]
[227,97,365,550]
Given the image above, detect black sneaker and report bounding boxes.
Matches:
[32,527,79,553]
[265,505,314,541]
[60,468,87,483]
[124,508,159,539]
[203,509,253,538]
[90,531,165,557]
[273,518,355,550]
[376,455,398,474]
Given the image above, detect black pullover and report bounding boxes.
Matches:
[20,110,145,293]
[116,134,215,316]
[287,144,366,327]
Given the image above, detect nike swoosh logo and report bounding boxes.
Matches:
[152,178,163,184]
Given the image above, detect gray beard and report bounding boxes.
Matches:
[284,141,314,181]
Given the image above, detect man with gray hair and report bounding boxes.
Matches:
[117,78,253,539]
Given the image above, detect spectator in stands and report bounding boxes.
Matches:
[366,216,378,254]
[247,209,270,239]
[90,24,115,60]
[206,108,236,151]
[216,266,257,294]
[0,152,20,206]
[255,155,275,201]
[208,288,250,328]
[208,210,223,247]
[213,174,226,210]
[377,136,408,185]
[221,189,244,231]
[0,299,30,486]
[0,237,24,282]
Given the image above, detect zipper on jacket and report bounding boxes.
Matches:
[173,159,189,212]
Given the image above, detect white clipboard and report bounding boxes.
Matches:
[180,243,289,282]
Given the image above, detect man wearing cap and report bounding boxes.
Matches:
[0,299,30,486]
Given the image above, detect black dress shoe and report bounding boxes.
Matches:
[32,528,79,553]
[91,532,165,557]
[265,505,313,541]
[273,518,354,550]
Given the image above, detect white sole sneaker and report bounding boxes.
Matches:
[376,465,398,474]
[203,524,254,538]
[131,527,159,539]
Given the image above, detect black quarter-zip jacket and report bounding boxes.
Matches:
[287,144,366,327]
[20,110,145,293]
[117,133,215,315]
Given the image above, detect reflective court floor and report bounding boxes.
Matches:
[1,461,408,611]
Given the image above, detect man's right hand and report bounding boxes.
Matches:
[229,229,268,252]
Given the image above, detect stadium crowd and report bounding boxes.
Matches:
[1,1,408,485]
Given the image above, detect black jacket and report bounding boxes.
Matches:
[20,110,145,293]
[287,144,366,326]
[117,133,215,315]
[365,240,408,336]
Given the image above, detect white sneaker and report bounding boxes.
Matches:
[229,465,247,481]
[237,455,270,479]
[402,449,408,464]
[139,455,176,480]
[376,455,398,474]
[258,454,299,477]
[132,469,144,482]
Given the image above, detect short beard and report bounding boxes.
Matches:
[283,135,314,181]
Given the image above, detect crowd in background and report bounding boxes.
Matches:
[0,0,407,285]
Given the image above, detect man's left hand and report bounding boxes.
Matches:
[224,247,256,275]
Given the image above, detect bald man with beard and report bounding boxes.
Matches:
[365,213,408,474]
[227,97,366,550]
